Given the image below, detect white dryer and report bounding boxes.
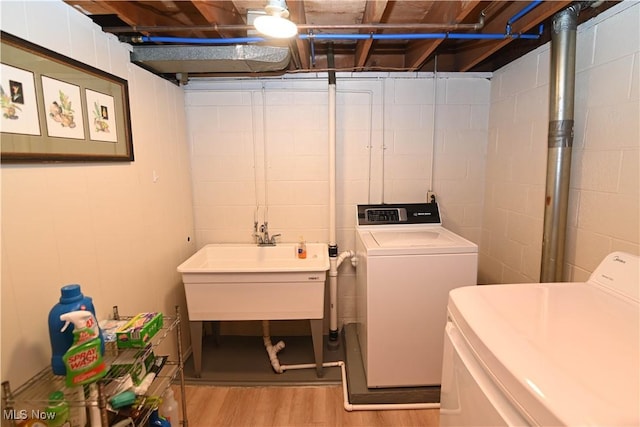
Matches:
[440,251,640,426]
[355,203,478,388]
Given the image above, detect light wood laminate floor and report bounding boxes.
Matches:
[174,385,440,427]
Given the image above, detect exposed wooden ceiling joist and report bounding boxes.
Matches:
[63,0,620,82]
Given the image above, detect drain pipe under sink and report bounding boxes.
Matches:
[262,320,285,373]
[262,251,356,374]
[262,251,354,375]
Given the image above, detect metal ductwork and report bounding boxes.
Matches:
[540,4,582,282]
[130,44,291,77]
[128,6,293,78]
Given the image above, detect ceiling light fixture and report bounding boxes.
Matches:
[253,0,297,39]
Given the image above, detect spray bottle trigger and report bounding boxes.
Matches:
[59,311,92,333]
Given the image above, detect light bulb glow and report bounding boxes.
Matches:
[254,15,297,38]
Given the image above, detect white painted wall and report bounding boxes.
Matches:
[184,74,490,329]
[481,1,640,284]
[1,1,194,386]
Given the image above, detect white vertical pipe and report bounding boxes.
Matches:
[251,91,261,240]
[326,43,340,343]
[380,78,387,203]
[430,58,438,193]
[329,83,337,247]
[262,84,270,225]
[328,79,339,337]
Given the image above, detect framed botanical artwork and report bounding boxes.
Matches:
[0,31,134,162]
[85,89,118,143]
[0,63,40,136]
[41,75,86,140]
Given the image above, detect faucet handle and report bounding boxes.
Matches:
[270,234,281,244]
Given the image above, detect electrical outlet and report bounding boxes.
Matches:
[427,191,437,203]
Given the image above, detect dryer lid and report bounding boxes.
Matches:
[448,253,640,426]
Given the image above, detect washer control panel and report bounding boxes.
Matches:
[357,203,441,226]
[365,208,408,223]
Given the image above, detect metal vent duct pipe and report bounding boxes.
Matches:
[540,5,581,282]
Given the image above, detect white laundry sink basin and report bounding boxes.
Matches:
[177,243,329,273]
[177,242,330,378]
[177,242,329,320]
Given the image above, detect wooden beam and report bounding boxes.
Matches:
[64,0,119,16]
[456,0,572,71]
[287,0,310,70]
[354,0,390,69]
[191,1,245,37]
[67,1,216,37]
[405,0,482,70]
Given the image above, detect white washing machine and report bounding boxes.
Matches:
[440,251,640,426]
[355,203,478,388]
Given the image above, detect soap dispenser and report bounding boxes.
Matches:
[297,236,307,259]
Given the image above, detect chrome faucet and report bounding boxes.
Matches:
[254,222,280,246]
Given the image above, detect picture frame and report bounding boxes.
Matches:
[1,31,134,162]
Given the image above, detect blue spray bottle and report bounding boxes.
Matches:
[48,284,104,375]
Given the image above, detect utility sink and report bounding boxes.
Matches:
[177,243,330,378]
[177,243,329,273]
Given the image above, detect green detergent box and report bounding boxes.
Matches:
[116,312,163,349]
[109,347,156,385]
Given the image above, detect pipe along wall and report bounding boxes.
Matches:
[138,30,543,45]
[540,5,580,282]
[128,0,544,46]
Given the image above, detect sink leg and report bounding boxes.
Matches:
[213,320,221,347]
[190,321,203,378]
[310,319,323,378]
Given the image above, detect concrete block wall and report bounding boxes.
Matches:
[482,1,640,284]
[1,1,194,385]
[185,74,490,330]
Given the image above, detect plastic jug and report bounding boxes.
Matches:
[149,409,170,427]
[159,388,179,426]
[48,284,104,375]
[45,391,70,427]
